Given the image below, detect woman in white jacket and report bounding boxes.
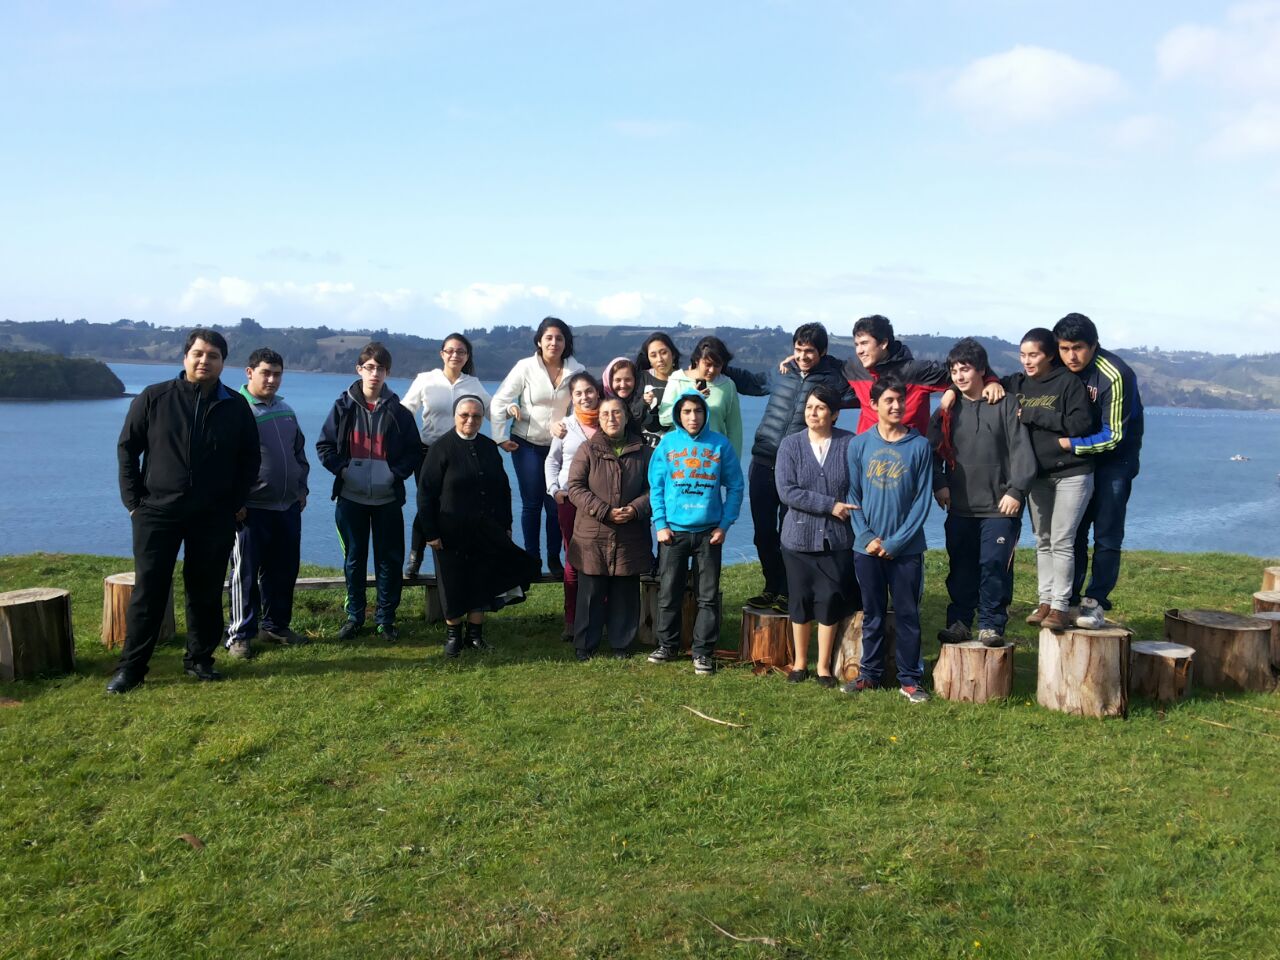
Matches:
[491,317,584,576]
[400,333,492,577]
[544,372,601,640]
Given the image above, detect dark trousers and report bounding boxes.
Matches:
[944,513,1020,633]
[1072,459,1136,610]
[575,574,640,655]
[118,505,235,677]
[335,497,404,626]
[556,499,579,627]
[226,503,303,645]
[853,551,924,688]
[748,458,787,596]
[657,528,722,659]
[408,440,431,558]
[511,436,561,569]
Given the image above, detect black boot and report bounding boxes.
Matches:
[444,622,464,658]
[405,550,422,579]
[466,621,490,652]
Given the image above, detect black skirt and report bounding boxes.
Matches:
[781,546,861,625]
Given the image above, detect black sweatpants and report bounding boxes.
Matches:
[119,505,236,677]
[574,574,641,655]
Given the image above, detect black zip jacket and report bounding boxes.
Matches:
[750,354,857,461]
[315,381,421,505]
[117,374,261,515]
[1003,366,1097,478]
[928,394,1037,517]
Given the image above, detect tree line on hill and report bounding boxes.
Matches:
[1,317,1277,410]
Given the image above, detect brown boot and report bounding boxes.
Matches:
[1041,608,1070,631]
[1025,603,1051,625]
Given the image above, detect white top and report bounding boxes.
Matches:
[544,415,594,495]
[809,435,831,466]
[490,354,585,446]
[401,369,492,445]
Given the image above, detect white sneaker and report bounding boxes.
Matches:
[1075,598,1106,629]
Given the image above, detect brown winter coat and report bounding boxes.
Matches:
[566,430,653,577]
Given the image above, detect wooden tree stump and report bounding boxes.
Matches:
[933,640,1015,703]
[1129,640,1194,704]
[831,611,898,685]
[102,572,176,651]
[1262,566,1280,593]
[738,607,791,667]
[1037,625,1131,718]
[636,580,711,652]
[1,588,76,681]
[1248,611,1280,670]
[1252,591,1280,615]
[1164,609,1274,692]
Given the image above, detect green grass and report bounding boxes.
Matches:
[2,549,1279,959]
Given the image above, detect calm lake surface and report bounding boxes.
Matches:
[3,362,1278,568]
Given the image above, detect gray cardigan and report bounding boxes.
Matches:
[774,427,855,552]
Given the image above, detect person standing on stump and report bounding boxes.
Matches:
[928,338,1036,648]
[1053,313,1144,631]
[109,328,260,693]
[844,376,934,704]
[647,390,744,676]
[316,341,421,644]
[225,347,310,659]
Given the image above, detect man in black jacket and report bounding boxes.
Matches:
[110,329,260,693]
[746,323,856,612]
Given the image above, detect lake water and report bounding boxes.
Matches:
[3,362,1278,569]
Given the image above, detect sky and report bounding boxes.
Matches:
[1,0,1277,350]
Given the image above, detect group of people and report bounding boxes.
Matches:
[106,312,1142,706]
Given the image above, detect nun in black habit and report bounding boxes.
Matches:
[418,395,540,655]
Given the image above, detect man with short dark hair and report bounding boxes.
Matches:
[747,322,855,612]
[224,347,310,659]
[1051,313,1144,629]
[316,341,421,642]
[110,328,260,693]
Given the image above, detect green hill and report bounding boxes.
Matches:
[0,349,125,399]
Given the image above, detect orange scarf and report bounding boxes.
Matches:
[575,406,600,437]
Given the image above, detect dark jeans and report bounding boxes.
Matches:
[748,458,787,596]
[511,436,561,569]
[408,440,431,558]
[853,551,924,688]
[556,499,578,627]
[1072,459,1136,610]
[335,497,404,626]
[226,503,303,645]
[118,505,235,677]
[944,513,1020,633]
[657,528,722,659]
[575,574,640,655]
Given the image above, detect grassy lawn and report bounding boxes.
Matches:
[2,549,1279,959]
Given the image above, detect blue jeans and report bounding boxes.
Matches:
[853,551,924,688]
[334,497,404,626]
[944,514,1020,633]
[511,436,562,570]
[1072,459,1136,610]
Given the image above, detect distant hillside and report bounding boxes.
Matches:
[0,349,125,399]
[2,317,1277,410]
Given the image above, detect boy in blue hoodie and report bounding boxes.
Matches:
[647,390,744,674]
[844,375,934,703]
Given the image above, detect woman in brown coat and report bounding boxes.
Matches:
[566,396,653,660]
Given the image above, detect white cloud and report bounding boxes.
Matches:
[1111,113,1173,150]
[432,282,574,324]
[681,297,715,320]
[1158,3,1280,92]
[178,275,418,322]
[948,45,1124,124]
[595,291,647,321]
[1205,101,1280,156]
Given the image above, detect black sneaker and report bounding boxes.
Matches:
[259,626,307,646]
[647,646,678,664]
[770,595,790,615]
[377,623,399,643]
[841,676,879,695]
[693,656,716,676]
[575,650,592,662]
[184,663,224,682]
[336,620,362,641]
[746,591,776,609]
[937,621,972,645]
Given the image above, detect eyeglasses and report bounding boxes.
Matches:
[358,364,387,375]
[456,413,483,420]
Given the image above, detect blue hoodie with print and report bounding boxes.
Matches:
[648,391,744,533]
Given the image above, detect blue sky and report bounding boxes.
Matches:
[2,1,1277,350]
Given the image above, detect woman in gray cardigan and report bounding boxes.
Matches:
[774,385,861,687]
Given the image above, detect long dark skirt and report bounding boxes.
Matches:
[435,517,539,621]
[781,546,861,626]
